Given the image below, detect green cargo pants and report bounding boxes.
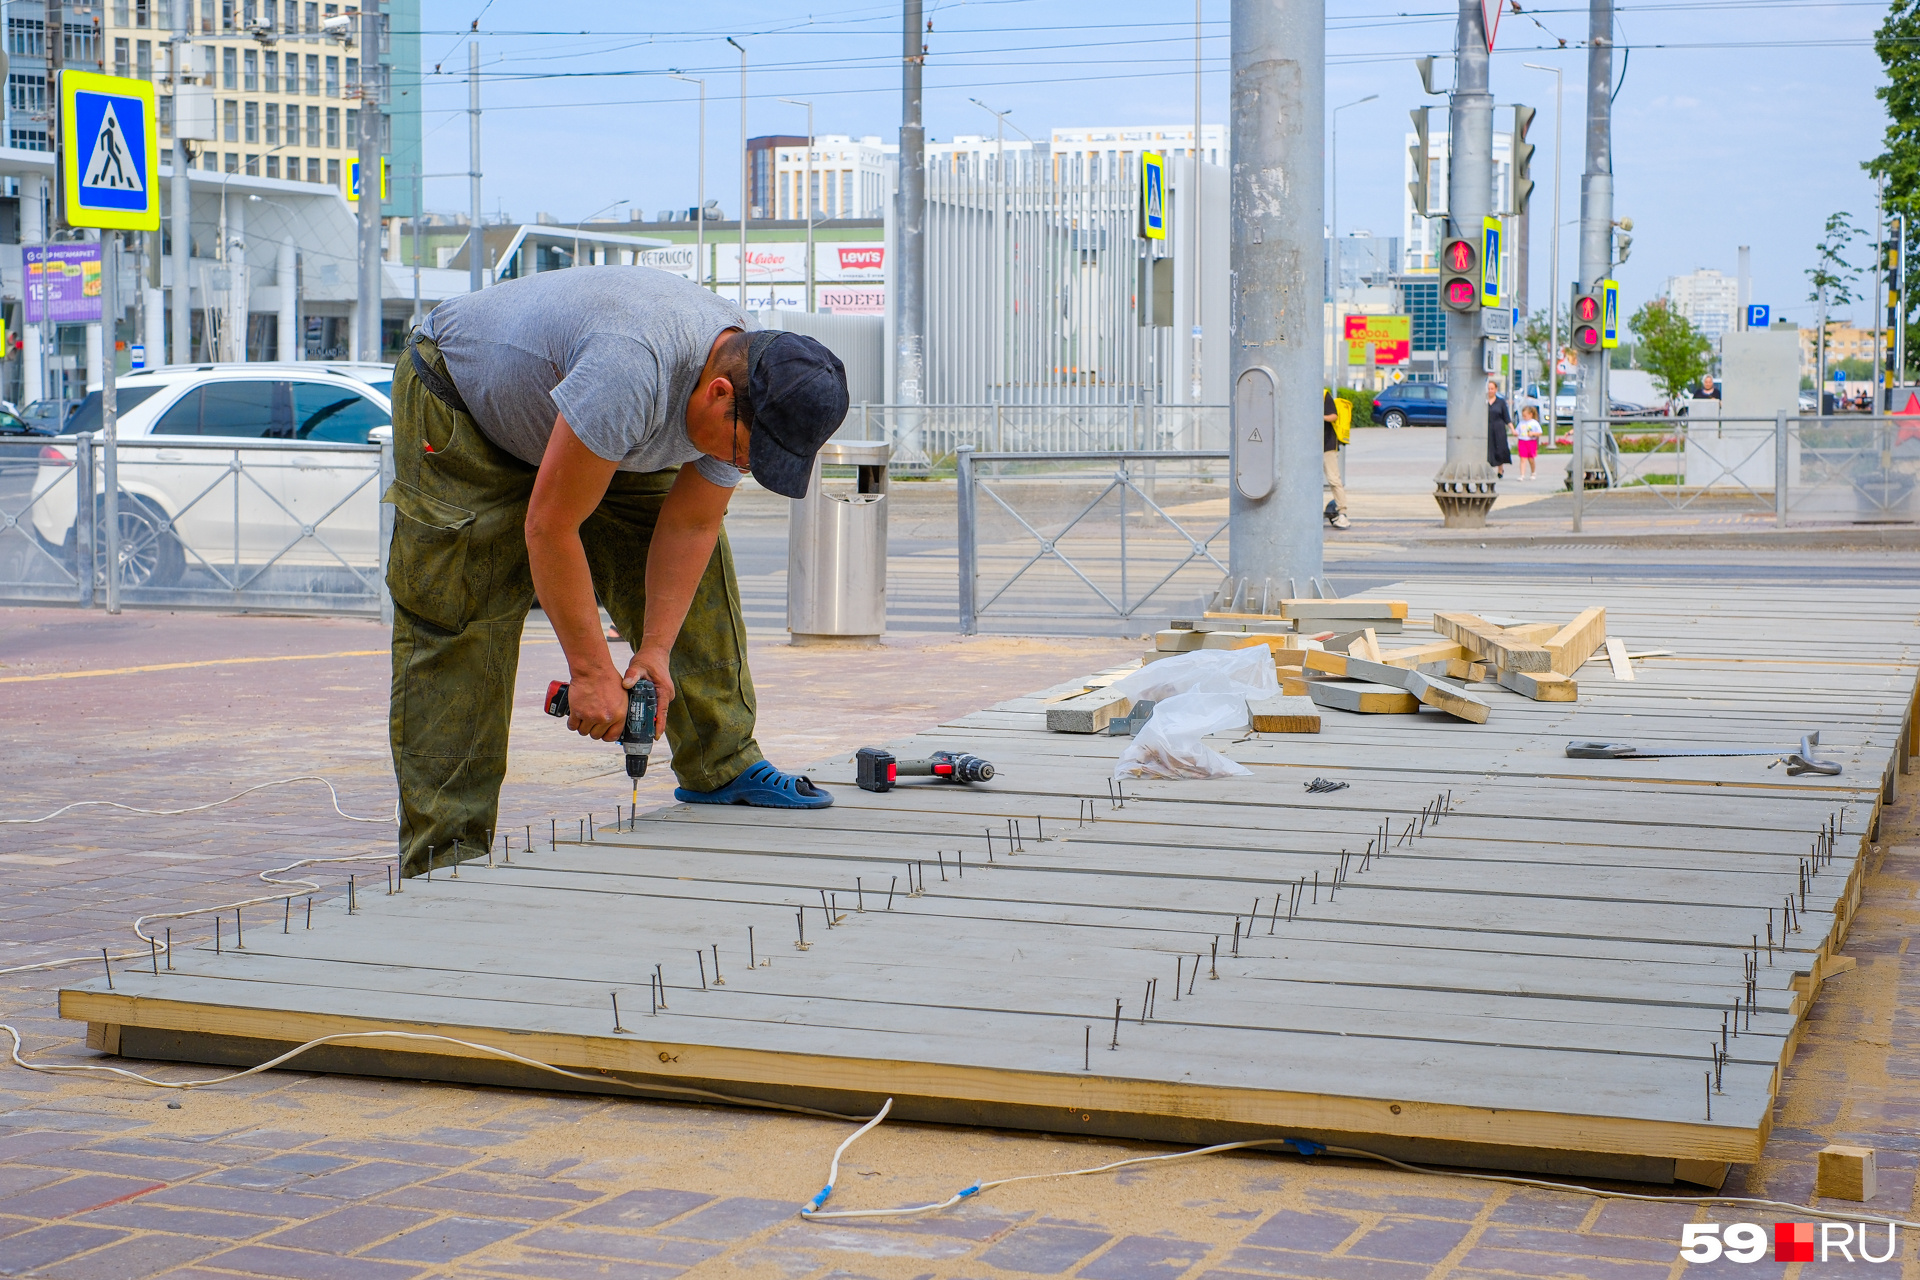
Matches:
[384,335,764,878]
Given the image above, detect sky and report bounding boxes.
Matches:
[411,0,1895,329]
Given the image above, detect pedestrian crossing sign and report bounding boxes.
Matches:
[60,71,159,231]
[348,157,389,204]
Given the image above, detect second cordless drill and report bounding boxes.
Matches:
[545,677,658,779]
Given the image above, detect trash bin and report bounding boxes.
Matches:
[787,440,890,644]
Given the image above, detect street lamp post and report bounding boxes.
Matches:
[572,200,628,270]
[670,74,707,291]
[1328,93,1377,391]
[779,98,814,312]
[1524,62,1564,434]
[727,37,747,311]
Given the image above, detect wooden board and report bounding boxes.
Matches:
[1403,669,1493,723]
[1607,636,1637,681]
[63,576,1919,1181]
[1434,612,1554,673]
[1248,695,1322,733]
[1046,690,1133,734]
[1281,599,1409,621]
[1381,641,1471,669]
[1500,668,1579,702]
[1306,680,1423,715]
[1546,607,1608,677]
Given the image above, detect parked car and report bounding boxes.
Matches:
[31,363,393,587]
[1369,382,1447,429]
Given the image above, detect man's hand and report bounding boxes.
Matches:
[625,646,674,737]
[528,415,622,741]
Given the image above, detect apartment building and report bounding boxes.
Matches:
[86,0,418,212]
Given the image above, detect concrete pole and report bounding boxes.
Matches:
[1225,0,1324,598]
[101,232,119,614]
[357,4,384,363]
[171,1,192,364]
[894,0,926,439]
[228,194,246,359]
[1575,0,1613,466]
[728,38,746,308]
[1433,0,1497,527]
[468,42,483,294]
[277,240,296,361]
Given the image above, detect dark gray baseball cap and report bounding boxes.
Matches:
[741,331,850,499]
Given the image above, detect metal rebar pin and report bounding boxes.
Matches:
[386,865,393,897]
[1037,814,1044,841]
[1149,977,1157,1019]
[796,910,809,950]
[697,950,708,990]
[101,948,113,989]
[451,838,461,877]
[1250,897,1260,927]
[654,964,666,1008]
[857,878,864,912]
[1721,1011,1728,1053]
[1111,999,1122,1049]
[1705,1072,1712,1122]
[306,896,312,929]
[165,928,171,970]
[831,893,841,924]
[284,898,291,933]
[651,980,658,1017]
[426,845,433,881]
[612,992,629,1033]
[551,818,556,850]
[1084,1026,1091,1070]
[887,877,897,911]
[709,943,722,986]
[1231,918,1241,957]
[1188,955,1200,995]
[1174,955,1182,1000]
[1269,892,1280,935]
[938,851,947,882]
[1140,979,1151,1024]
[1209,936,1219,980]
[215,918,221,955]
[150,936,159,975]
[1313,870,1319,904]
[749,926,757,969]
[957,850,964,877]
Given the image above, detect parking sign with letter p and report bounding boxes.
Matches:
[60,70,159,231]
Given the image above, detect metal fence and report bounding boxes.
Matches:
[955,445,1230,634]
[846,403,1230,470]
[1565,412,1920,530]
[0,433,392,617]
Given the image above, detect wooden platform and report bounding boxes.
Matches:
[62,578,1920,1182]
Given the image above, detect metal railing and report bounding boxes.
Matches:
[1565,411,1919,530]
[0,433,394,617]
[956,445,1230,634]
[845,403,1230,471]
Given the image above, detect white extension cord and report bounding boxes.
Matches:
[0,776,397,979]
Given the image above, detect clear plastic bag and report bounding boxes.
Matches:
[1108,648,1279,780]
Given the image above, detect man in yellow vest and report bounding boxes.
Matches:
[1323,389,1351,530]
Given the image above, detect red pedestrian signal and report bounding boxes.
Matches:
[1439,238,1480,313]
[1572,292,1604,349]
[1573,293,1601,324]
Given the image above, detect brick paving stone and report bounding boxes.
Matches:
[1301,1188,1486,1220]
[1077,1232,1214,1279]
[1453,1245,1671,1279]
[761,1222,978,1259]
[1483,1191,1594,1229]
[0,1213,37,1238]
[1344,1216,1475,1263]
[83,1200,289,1239]
[976,1220,1114,1274]
[196,1244,432,1280]
[652,1193,791,1241]
[425,1170,599,1202]
[259,1205,438,1255]
[508,1224,722,1267]
[1586,1199,1698,1239]
[411,1126,503,1148]
[83,1136,261,1166]
[33,1231,229,1280]
[556,1188,714,1231]
[360,1214,526,1262]
[0,1162,69,1197]
[200,1154,356,1191]
[0,1129,82,1159]
[138,1182,345,1220]
[308,1139,479,1167]
[1211,1249,1435,1280]
[24,1147,221,1183]
[376,1183,588,1220]
[1241,1209,1367,1253]
[0,1222,130,1275]
[0,1173,164,1219]
[297,1162,435,1201]
[1476,1225,1676,1262]
[461,1252,683,1280]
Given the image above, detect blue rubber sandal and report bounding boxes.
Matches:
[675,761,835,809]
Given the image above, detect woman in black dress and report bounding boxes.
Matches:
[1485,378,1514,477]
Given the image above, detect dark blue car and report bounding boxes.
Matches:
[1370,382,1447,430]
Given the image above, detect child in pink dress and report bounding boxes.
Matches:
[1515,406,1543,479]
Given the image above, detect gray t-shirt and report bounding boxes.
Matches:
[421,267,748,487]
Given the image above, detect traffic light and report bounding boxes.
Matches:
[1511,105,1536,216]
[1571,290,1605,351]
[1408,108,1432,220]
[1439,237,1479,312]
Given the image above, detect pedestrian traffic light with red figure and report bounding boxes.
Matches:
[1572,291,1605,351]
[1440,238,1479,313]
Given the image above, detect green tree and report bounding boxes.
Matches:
[1626,299,1712,401]
[1518,307,1567,390]
[1870,2,1920,379]
[1806,212,1862,392]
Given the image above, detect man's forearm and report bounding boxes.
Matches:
[640,501,724,658]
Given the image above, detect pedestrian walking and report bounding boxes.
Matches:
[1485,378,1513,478]
[1515,405,1542,480]
[1322,388,1350,529]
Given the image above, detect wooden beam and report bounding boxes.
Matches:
[1544,607,1608,677]
[1307,681,1422,715]
[1248,695,1322,733]
[1403,670,1493,724]
[1499,668,1579,702]
[1433,612,1552,673]
[1154,630,1207,652]
[1503,622,1562,643]
[1380,641,1471,669]
[1280,599,1409,621]
[1444,659,1489,684]
[1046,691,1134,734]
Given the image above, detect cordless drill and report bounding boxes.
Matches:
[545,677,658,779]
[855,746,995,793]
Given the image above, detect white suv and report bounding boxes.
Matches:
[32,363,393,588]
